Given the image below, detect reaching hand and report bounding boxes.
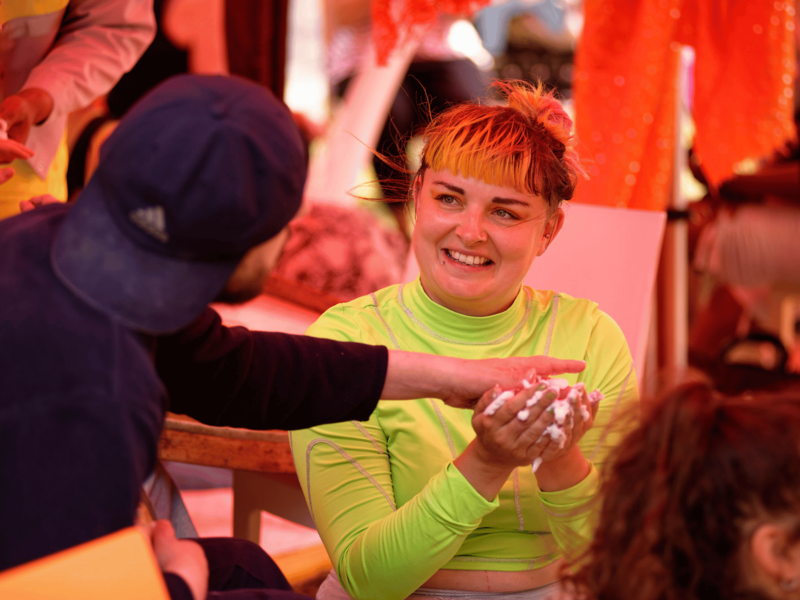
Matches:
[0,139,34,165]
[0,89,53,147]
[439,356,585,409]
[150,520,208,600]
[19,194,60,213]
[381,351,584,411]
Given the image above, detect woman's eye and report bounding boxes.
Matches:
[436,194,459,205]
[494,209,518,220]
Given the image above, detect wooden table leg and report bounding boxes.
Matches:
[232,471,314,543]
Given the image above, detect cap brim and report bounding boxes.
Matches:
[52,186,238,335]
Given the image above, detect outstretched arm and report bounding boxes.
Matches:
[20,0,156,127]
[382,352,585,408]
[157,307,585,431]
[150,521,208,600]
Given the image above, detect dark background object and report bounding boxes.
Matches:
[225,0,289,99]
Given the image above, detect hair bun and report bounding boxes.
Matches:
[418,79,587,207]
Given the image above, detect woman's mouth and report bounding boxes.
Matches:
[445,249,493,267]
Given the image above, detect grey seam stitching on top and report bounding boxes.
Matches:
[429,399,457,459]
[351,420,384,455]
[513,468,525,531]
[305,438,396,522]
[543,294,560,357]
[370,293,400,350]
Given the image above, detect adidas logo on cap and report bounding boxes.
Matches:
[129,206,169,243]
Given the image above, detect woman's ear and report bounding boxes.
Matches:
[537,207,566,257]
[411,172,425,219]
[751,523,800,594]
[412,174,422,201]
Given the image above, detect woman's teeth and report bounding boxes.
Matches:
[447,250,490,266]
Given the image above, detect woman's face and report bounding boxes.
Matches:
[412,168,564,317]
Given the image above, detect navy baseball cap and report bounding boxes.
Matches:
[52,74,306,334]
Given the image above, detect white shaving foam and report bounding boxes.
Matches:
[551,399,572,425]
[526,388,548,407]
[484,390,515,416]
[566,387,582,404]
[542,423,567,449]
[588,390,605,404]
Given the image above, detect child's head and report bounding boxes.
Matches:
[567,382,800,600]
[415,80,585,211]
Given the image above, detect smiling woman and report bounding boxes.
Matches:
[413,171,562,317]
[290,81,639,600]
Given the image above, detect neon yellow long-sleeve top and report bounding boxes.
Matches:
[290,280,639,600]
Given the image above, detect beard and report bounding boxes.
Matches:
[212,262,269,304]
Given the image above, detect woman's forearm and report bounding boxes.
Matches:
[453,441,516,501]
[454,440,591,499]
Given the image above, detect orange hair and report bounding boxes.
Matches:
[418,80,587,208]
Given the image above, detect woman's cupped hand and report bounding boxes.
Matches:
[455,382,598,499]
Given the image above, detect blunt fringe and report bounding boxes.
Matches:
[418,80,587,208]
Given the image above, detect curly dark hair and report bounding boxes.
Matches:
[563,382,800,600]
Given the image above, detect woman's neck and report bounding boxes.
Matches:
[418,279,519,317]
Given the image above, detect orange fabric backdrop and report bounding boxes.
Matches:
[573,0,797,210]
[372,0,489,64]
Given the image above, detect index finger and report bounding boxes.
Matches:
[531,357,586,377]
[0,139,34,161]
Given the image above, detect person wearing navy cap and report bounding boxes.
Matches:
[0,74,583,599]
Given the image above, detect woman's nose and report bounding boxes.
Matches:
[455,211,488,245]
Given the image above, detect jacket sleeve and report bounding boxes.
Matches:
[154,307,388,431]
[539,309,639,562]
[20,0,155,175]
[23,0,156,119]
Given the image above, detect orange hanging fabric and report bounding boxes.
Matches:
[372,0,490,65]
[573,0,797,210]
[684,1,797,189]
[573,0,683,211]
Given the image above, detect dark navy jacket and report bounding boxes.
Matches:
[0,204,388,593]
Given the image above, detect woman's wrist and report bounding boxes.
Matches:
[454,441,516,501]
[535,445,591,492]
